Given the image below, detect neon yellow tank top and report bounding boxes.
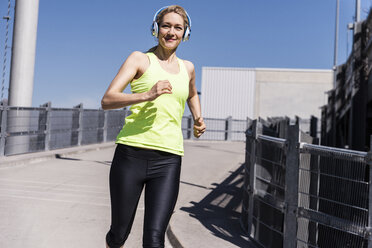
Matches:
[115,52,190,156]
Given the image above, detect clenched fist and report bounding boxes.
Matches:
[146,80,172,101]
[193,117,206,138]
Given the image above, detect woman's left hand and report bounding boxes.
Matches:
[193,117,206,138]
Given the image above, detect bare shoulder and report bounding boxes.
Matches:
[182,59,195,77]
[127,51,148,65]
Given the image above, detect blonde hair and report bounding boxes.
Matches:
[156,5,189,29]
[147,5,190,53]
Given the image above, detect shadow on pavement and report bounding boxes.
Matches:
[55,154,112,166]
[180,163,256,248]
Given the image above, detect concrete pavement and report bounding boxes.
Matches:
[0,140,256,248]
[170,141,255,248]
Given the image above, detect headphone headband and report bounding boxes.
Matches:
[151,6,192,42]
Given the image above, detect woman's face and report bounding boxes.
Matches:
[158,12,185,50]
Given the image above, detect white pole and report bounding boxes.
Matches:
[8,0,40,107]
[6,0,40,155]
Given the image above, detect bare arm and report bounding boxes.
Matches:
[185,61,206,138]
[101,51,172,110]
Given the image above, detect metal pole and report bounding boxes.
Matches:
[0,102,8,156]
[333,0,340,88]
[225,116,232,141]
[283,124,300,248]
[6,0,40,155]
[44,102,52,151]
[8,0,40,107]
[368,135,372,248]
[356,0,361,22]
[77,103,83,146]
[37,102,51,151]
[187,115,192,139]
[247,120,262,237]
[103,111,108,143]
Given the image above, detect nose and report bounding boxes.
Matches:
[168,27,176,35]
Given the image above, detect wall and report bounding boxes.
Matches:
[201,67,256,119]
[255,68,333,119]
[201,67,333,120]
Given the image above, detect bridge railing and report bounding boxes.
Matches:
[0,102,251,156]
[241,119,372,248]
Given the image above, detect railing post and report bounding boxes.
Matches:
[246,117,251,130]
[247,119,262,236]
[225,116,232,141]
[103,110,108,143]
[37,103,47,151]
[98,109,104,143]
[308,136,320,245]
[42,102,52,151]
[367,135,372,248]
[73,103,83,146]
[122,107,128,125]
[283,124,300,248]
[310,115,318,138]
[187,115,192,139]
[0,102,8,156]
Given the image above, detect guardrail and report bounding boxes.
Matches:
[0,102,251,156]
[321,9,372,151]
[241,119,372,248]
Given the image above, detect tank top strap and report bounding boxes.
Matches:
[146,52,160,70]
[177,57,188,76]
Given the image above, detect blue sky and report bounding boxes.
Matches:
[0,0,370,110]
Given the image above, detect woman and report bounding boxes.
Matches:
[101,5,206,248]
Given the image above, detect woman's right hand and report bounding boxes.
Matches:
[146,80,173,101]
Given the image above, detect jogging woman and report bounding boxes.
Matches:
[101,5,205,248]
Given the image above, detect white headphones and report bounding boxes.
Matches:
[151,6,192,42]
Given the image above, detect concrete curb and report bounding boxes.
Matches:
[0,142,116,168]
[167,225,184,248]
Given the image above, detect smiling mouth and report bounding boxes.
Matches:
[164,36,177,40]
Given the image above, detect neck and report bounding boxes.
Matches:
[154,45,177,62]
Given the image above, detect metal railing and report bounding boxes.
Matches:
[0,102,250,156]
[241,119,372,248]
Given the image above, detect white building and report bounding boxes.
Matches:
[201,67,333,120]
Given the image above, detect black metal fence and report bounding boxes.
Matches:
[0,102,250,156]
[241,119,372,248]
[321,10,372,151]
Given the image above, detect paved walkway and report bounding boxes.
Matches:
[0,141,256,248]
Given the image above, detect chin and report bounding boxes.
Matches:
[160,43,179,50]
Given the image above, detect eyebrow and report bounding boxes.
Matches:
[161,22,184,27]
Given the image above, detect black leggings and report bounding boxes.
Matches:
[106,144,182,248]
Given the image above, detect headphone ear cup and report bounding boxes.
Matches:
[183,27,191,42]
[152,21,159,38]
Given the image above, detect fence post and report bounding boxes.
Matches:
[308,136,320,245]
[225,116,232,141]
[42,102,52,151]
[247,119,262,236]
[0,102,8,156]
[103,110,108,143]
[310,115,318,138]
[37,103,47,151]
[73,103,83,146]
[246,117,250,130]
[98,109,104,143]
[283,124,300,248]
[368,135,372,248]
[187,115,194,140]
